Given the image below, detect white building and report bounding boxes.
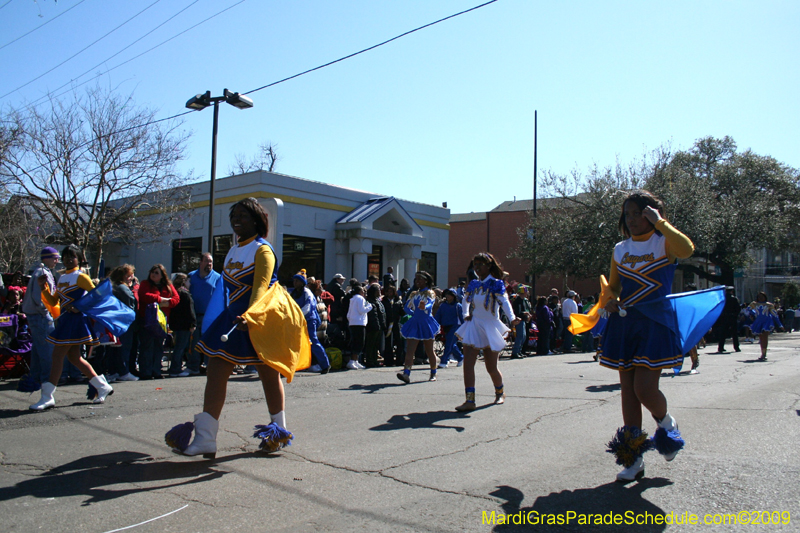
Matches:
[105,171,450,286]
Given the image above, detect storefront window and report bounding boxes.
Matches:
[420,251,437,285]
[279,234,325,285]
[172,237,202,274]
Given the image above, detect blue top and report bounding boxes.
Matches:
[435,300,464,327]
[188,268,221,315]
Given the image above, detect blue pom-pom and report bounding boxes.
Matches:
[87,383,98,400]
[253,422,293,452]
[607,426,653,467]
[165,422,194,451]
[17,375,41,393]
[652,427,685,456]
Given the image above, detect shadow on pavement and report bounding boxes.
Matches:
[0,450,252,506]
[370,406,493,433]
[585,384,621,393]
[489,477,672,532]
[342,382,412,394]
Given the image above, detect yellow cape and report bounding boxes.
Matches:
[242,282,311,383]
[568,275,613,335]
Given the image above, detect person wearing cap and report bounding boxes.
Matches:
[291,269,329,373]
[561,290,579,353]
[511,285,532,358]
[22,246,60,385]
[434,288,464,367]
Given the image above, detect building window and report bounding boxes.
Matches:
[279,234,325,286]
[368,245,383,280]
[172,237,202,274]
[212,235,234,273]
[420,251,437,285]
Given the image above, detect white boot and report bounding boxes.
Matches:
[655,413,682,461]
[89,375,114,404]
[30,382,56,411]
[616,456,644,482]
[182,412,218,459]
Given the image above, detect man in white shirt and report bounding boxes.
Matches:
[561,290,579,353]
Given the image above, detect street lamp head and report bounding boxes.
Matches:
[224,88,254,110]
[186,91,212,111]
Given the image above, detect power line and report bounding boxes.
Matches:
[0,0,90,51]
[25,0,203,109]
[10,0,498,178]
[244,0,498,96]
[0,0,162,100]
[33,0,247,105]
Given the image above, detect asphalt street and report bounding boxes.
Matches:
[1,334,798,533]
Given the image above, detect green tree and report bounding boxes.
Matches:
[0,87,192,274]
[781,280,800,308]
[514,137,800,287]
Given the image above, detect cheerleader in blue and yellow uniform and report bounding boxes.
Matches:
[397,271,440,383]
[454,252,519,412]
[29,245,114,411]
[599,191,695,482]
[167,198,304,458]
[749,292,782,361]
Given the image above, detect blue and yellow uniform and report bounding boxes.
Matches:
[43,268,97,346]
[599,220,694,371]
[195,236,277,365]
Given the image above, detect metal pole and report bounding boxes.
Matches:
[531,110,537,297]
[208,100,220,255]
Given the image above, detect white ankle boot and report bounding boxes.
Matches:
[182,412,218,459]
[89,375,114,404]
[656,413,682,461]
[30,382,56,411]
[616,456,644,482]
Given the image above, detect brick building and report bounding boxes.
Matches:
[448,199,598,298]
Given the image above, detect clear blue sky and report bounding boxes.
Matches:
[2,0,798,214]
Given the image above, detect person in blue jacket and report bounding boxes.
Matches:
[291,269,330,373]
[435,288,464,368]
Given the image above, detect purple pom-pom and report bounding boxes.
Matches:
[17,375,41,393]
[87,383,98,400]
[652,427,685,456]
[253,422,293,452]
[165,422,194,451]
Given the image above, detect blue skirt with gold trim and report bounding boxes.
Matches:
[47,312,98,346]
[598,307,682,371]
[195,307,261,365]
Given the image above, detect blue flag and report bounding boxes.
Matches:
[635,286,726,354]
[72,279,136,337]
[202,273,226,334]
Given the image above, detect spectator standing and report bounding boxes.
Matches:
[188,253,221,374]
[714,288,741,353]
[535,297,554,355]
[383,266,396,288]
[511,286,532,358]
[435,288,464,367]
[168,273,196,377]
[137,264,179,379]
[108,264,139,381]
[364,284,386,367]
[561,290,579,353]
[346,285,371,369]
[291,270,329,373]
[22,247,59,385]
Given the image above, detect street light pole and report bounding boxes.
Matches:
[208,100,219,256]
[185,89,254,257]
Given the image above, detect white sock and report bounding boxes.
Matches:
[270,410,286,429]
